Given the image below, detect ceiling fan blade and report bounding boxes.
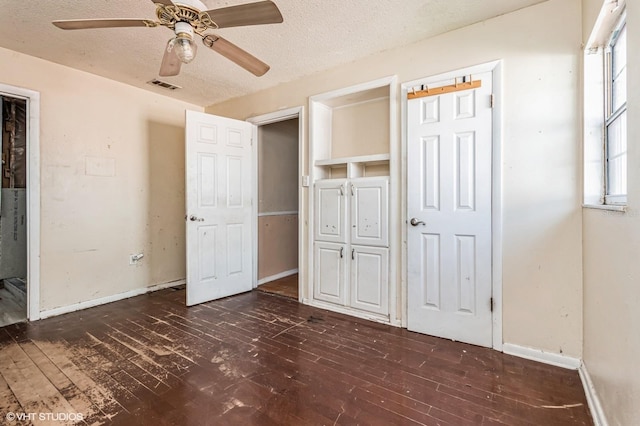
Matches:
[206,0,283,29]
[52,19,155,30]
[159,41,182,77]
[151,0,174,5]
[204,35,270,76]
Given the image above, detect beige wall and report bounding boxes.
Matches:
[208,0,584,357]
[331,98,389,158]
[258,215,298,280]
[582,1,640,425]
[258,119,299,213]
[0,47,201,312]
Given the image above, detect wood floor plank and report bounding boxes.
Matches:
[0,289,593,425]
[0,346,55,424]
[0,373,26,422]
[31,340,124,420]
[16,341,102,423]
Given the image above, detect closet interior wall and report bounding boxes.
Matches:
[257,119,299,284]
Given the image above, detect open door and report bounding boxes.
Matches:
[185,110,254,306]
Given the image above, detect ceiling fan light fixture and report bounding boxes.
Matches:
[170,21,198,64]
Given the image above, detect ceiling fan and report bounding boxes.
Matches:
[52,0,283,77]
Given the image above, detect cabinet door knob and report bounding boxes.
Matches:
[339,247,344,258]
[351,248,355,260]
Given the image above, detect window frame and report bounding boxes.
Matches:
[603,17,627,205]
[583,2,627,211]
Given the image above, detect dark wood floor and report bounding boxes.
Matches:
[257,274,298,300]
[0,287,592,425]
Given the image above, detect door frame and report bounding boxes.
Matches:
[247,106,304,302]
[0,83,41,321]
[401,60,504,350]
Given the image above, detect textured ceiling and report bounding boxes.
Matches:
[0,0,546,106]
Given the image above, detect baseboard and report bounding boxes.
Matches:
[579,362,609,426]
[258,269,298,286]
[305,298,391,326]
[39,279,186,320]
[502,343,581,370]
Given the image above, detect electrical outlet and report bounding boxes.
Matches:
[129,253,144,265]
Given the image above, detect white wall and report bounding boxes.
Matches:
[582,0,640,424]
[0,47,201,312]
[208,0,584,357]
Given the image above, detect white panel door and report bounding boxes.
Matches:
[313,241,347,305]
[350,245,388,315]
[186,110,254,306]
[314,179,347,243]
[407,72,493,347]
[350,177,389,247]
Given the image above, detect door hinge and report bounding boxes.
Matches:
[490,94,495,108]
[490,297,494,312]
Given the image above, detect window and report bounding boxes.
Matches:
[583,2,627,209]
[605,21,627,204]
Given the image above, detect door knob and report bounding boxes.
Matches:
[189,215,204,222]
[410,218,425,226]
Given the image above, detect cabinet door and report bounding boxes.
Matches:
[350,245,389,315]
[314,242,347,305]
[314,179,348,243]
[350,177,389,247]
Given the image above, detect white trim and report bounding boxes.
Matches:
[401,60,503,349]
[388,75,399,326]
[247,106,304,300]
[247,106,302,126]
[315,153,390,167]
[400,77,409,328]
[579,362,609,426]
[502,343,581,370]
[491,62,504,351]
[305,298,394,326]
[309,76,397,103]
[0,84,41,321]
[258,211,299,217]
[39,279,185,320]
[257,269,299,286]
[582,203,627,212]
[251,124,259,289]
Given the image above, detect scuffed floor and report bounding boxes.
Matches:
[0,287,592,425]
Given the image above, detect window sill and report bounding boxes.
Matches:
[582,204,627,212]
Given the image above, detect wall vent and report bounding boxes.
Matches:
[147,79,182,90]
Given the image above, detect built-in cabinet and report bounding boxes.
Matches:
[309,76,396,323]
[313,176,389,316]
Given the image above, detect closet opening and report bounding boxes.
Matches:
[255,117,300,300]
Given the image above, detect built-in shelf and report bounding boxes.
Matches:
[315,153,390,168]
[308,76,397,322]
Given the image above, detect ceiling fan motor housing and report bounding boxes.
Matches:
[172,0,207,10]
[174,21,194,38]
[155,1,216,32]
